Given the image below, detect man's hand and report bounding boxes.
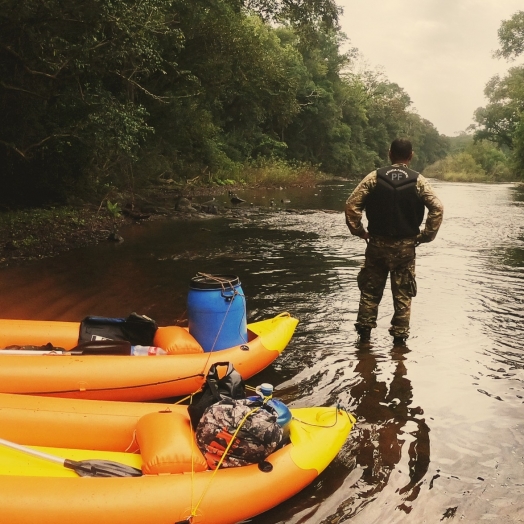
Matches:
[415,233,426,247]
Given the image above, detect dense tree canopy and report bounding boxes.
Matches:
[473,10,524,177]
[495,10,524,61]
[0,0,449,207]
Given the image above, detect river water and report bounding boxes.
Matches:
[0,179,523,523]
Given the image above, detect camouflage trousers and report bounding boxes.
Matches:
[355,237,417,337]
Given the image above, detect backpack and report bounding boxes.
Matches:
[195,397,283,469]
[187,362,245,428]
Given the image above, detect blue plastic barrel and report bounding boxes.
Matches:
[187,274,248,352]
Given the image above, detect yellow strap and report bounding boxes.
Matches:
[190,406,261,518]
[188,393,197,516]
[171,394,193,405]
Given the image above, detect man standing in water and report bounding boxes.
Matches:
[345,138,444,345]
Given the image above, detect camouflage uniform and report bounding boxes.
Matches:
[345,166,443,338]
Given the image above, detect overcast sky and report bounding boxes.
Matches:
[338,0,523,136]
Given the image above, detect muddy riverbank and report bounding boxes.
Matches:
[0,184,257,269]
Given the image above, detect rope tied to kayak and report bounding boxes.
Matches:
[184,404,261,523]
[291,404,350,429]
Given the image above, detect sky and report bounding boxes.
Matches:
[337,0,523,136]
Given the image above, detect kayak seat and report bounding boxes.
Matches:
[136,411,208,475]
[153,326,203,355]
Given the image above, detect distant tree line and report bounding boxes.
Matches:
[0,0,449,207]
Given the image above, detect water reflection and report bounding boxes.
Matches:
[250,343,430,524]
[339,347,429,518]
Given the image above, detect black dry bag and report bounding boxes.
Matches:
[78,312,158,346]
[188,362,245,428]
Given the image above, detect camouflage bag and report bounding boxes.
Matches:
[195,397,283,469]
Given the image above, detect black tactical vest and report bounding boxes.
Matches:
[365,165,425,238]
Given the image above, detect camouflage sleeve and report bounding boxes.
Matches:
[416,175,444,243]
[344,172,377,237]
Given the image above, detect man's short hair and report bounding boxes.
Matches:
[390,138,412,162]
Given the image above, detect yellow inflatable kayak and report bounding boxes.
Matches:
[0,312,298,401]
[0,392,355,524]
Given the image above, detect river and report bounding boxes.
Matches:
[0,179,523,523]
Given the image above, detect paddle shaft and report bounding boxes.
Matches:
[0,437,64,465]
[0,437,143,477]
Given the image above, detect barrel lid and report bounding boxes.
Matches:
[189,274,241,290]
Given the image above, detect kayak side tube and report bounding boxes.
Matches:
[0,405,354,524]
[0,313,299,401]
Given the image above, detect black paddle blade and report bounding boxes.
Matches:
[64,459,142,477]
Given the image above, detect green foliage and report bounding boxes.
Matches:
[0,0,181,204]
[466,140,510,177]
[0,206,122,262]
[0,0,451,207]
[424,143,512,182]
[243,157,324,186]
[495,11,524,60]
[106,200,122,219]
[245,0,340,27]
[473,67,524,149]
[447,132,475,153]
[510,113,524,173]
[472,11,524,178]
[424,153,487,182]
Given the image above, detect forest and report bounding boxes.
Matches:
[1,2,523,209]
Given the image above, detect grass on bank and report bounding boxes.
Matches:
[0,206,123,266]
[423,151,517,183]
[209,158,328,187]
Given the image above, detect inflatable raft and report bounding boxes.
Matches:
[0,392,355,524]
[0,312,298,401]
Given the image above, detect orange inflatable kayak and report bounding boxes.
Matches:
[0,312,298,401]
[0,392,355,524]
